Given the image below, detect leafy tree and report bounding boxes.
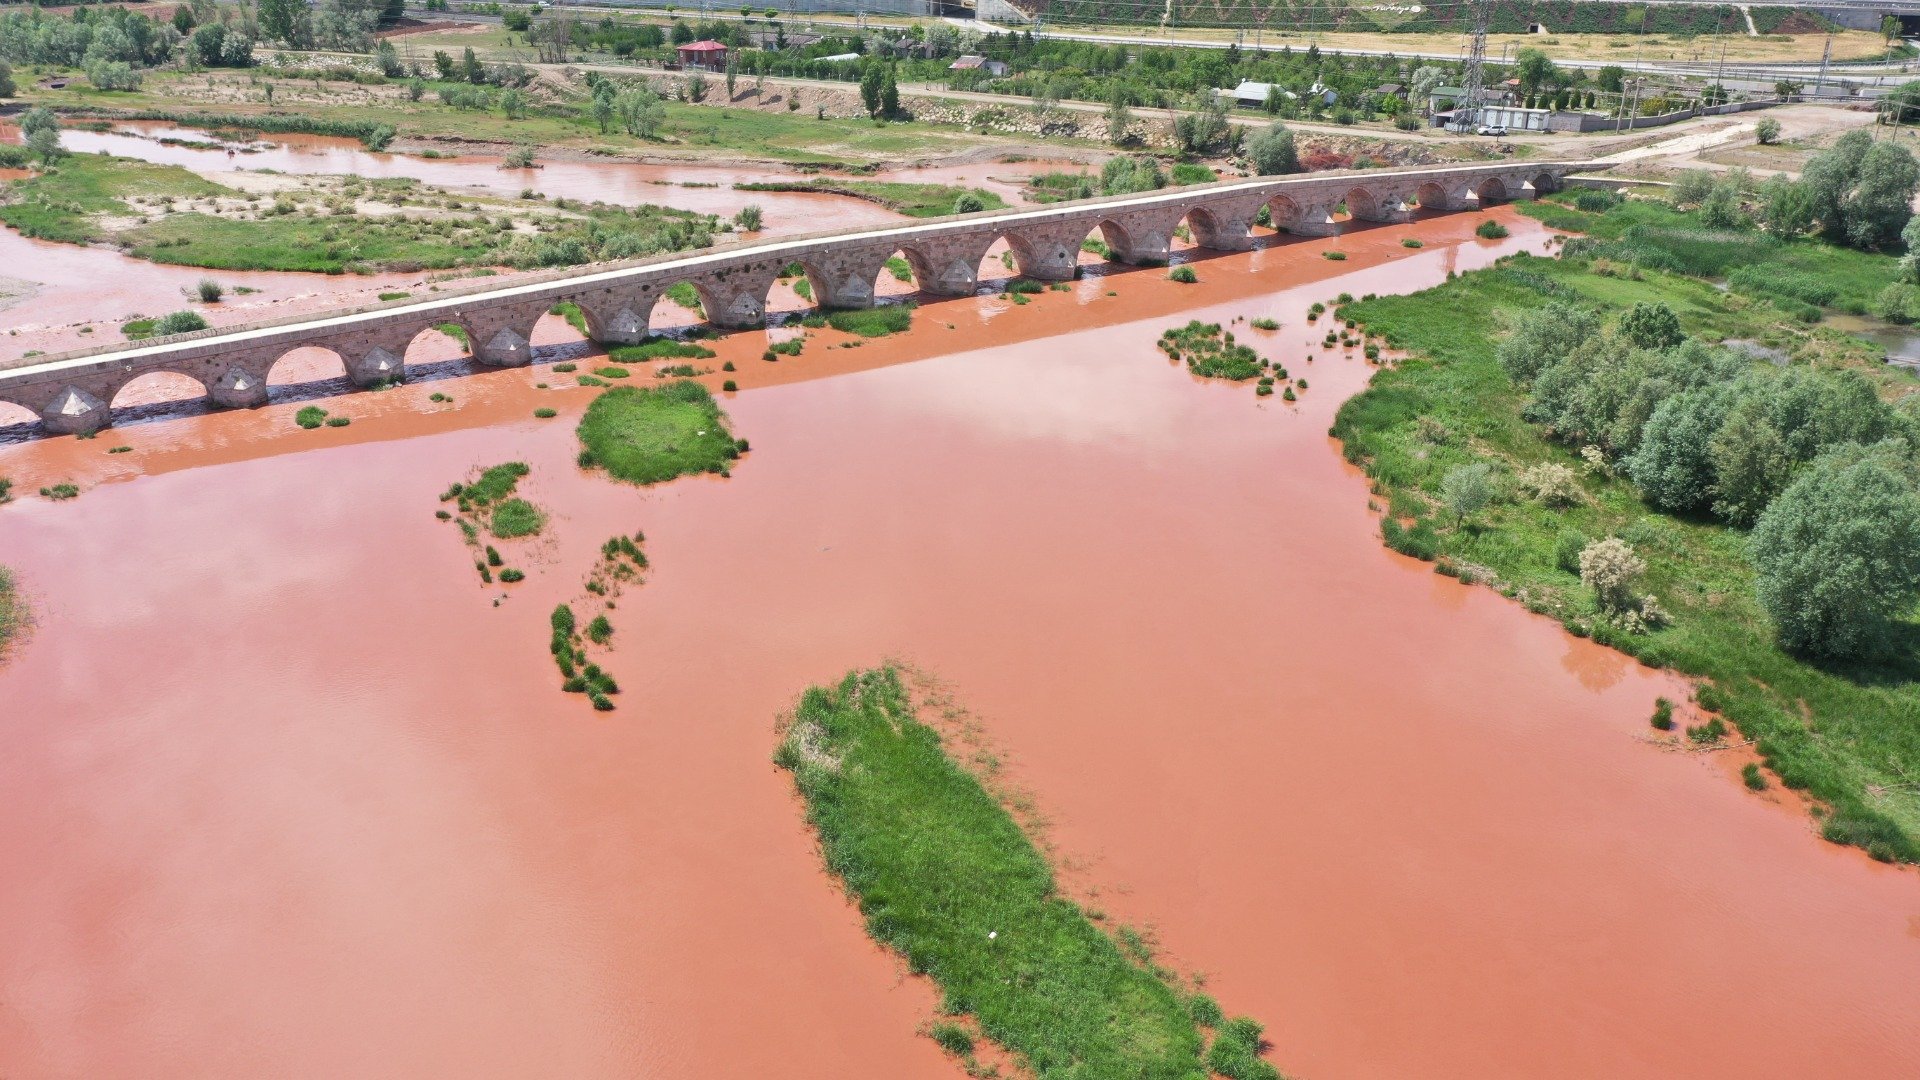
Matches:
[616,87,665,138]
[1750,440,1920,658]
[375,38,403,77]
[1104,88,1134,145]
[0,62,13,100]
[1802,129,1874,240]
[1497,300,1602,384]
[1515,48,1559,94]
[589,81,616,133]
[859,63,885,117]
[26,125,62,162]
[1755,117,1781,145]
[1597,65,1626,93]
[1246,123,1297,175]
[1626,386,1734,512]
[1843,140,1918,249]
[1697,173,1746,229]
[1710,395,1793,526]
[1441,462,1497,523]
[1669,169,1715,208]
[1579,537,1646,616]
[1409,65,1448,108]
[880,66,900,118]
[1759,173,1815,237]
[258,0,312,47]
[952,191,985,214]
[461,46,486,84]
[1901,214,1920,282]
[1172,92,1231,156]
[1099,155,1165,196]
[1619,301,1682,350]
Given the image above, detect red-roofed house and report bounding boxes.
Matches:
[676,40,728,72]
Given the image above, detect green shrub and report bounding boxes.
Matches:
[1651,698,1674,730]
[534,407,557,418]
[929,1023,974,1058]
[1168,265,1198,283]
[1475,219,1510,239]
[1743,763,1768,790]
[490,498,546,539]
[295,406,328,429]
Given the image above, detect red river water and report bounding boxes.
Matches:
[1,210,1917,1079]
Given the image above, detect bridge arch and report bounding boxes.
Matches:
[1342,186,1381,222]
[1475,177,1510,204]
[1528,172,1560,196]
[0,396,38,435]
[646,278,717,334]
[110,370,209,409]
[1414,181,1451,212]
[1262,194,1305,233]
[1183,204,1242,250]
[266,345,350,389]
[875,246,933,297]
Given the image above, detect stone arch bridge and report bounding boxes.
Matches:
[0,160,1602,436]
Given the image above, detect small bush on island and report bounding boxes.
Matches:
[1168,265,1198,284]
[1157,320,1265,382]
[490,498,546,539]
[295,406,328,429]
[1651,698,1675,730]
[1743,762,1769,790]
[576,381,742,486]
[1475,219,1511,239]
[1401,238,1424,248]
[534,408,557,419]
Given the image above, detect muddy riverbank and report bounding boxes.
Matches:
[1,211,1917,1079]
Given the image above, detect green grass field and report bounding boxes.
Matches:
[776,667,1275,1077]
[1333,201,1920,862]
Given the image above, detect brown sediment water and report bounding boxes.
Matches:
[47,122,1062,221]
[1,210,1918,1079]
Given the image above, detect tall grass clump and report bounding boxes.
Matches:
[777,667,1261,1078]
[826,303,915,337]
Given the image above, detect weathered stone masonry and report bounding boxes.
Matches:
[0,161,1602,435]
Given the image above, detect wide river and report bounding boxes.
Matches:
[1,191,1917,1077]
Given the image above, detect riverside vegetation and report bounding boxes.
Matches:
[1331,180,1920,863]
[776,667,1282,1079]
[0,152,721,274]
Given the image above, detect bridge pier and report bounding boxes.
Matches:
[40,385,111,436]
[697,265,780,329]
[459,304,546,367]
[801,246,893,310]
[1288,203,1342,237]
[911,235,1000,296]
[1006,221,1089,281]
[209,365,269,408]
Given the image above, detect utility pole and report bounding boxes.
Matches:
[1454,0,1493,132]
[1816,29,1834,102]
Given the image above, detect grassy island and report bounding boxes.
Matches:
[776,667,1280,1078]
[576,382,744,485]
[1333,188,1920,863]
[0,565,21,660]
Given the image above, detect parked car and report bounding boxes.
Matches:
[1475,125,1508,136]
